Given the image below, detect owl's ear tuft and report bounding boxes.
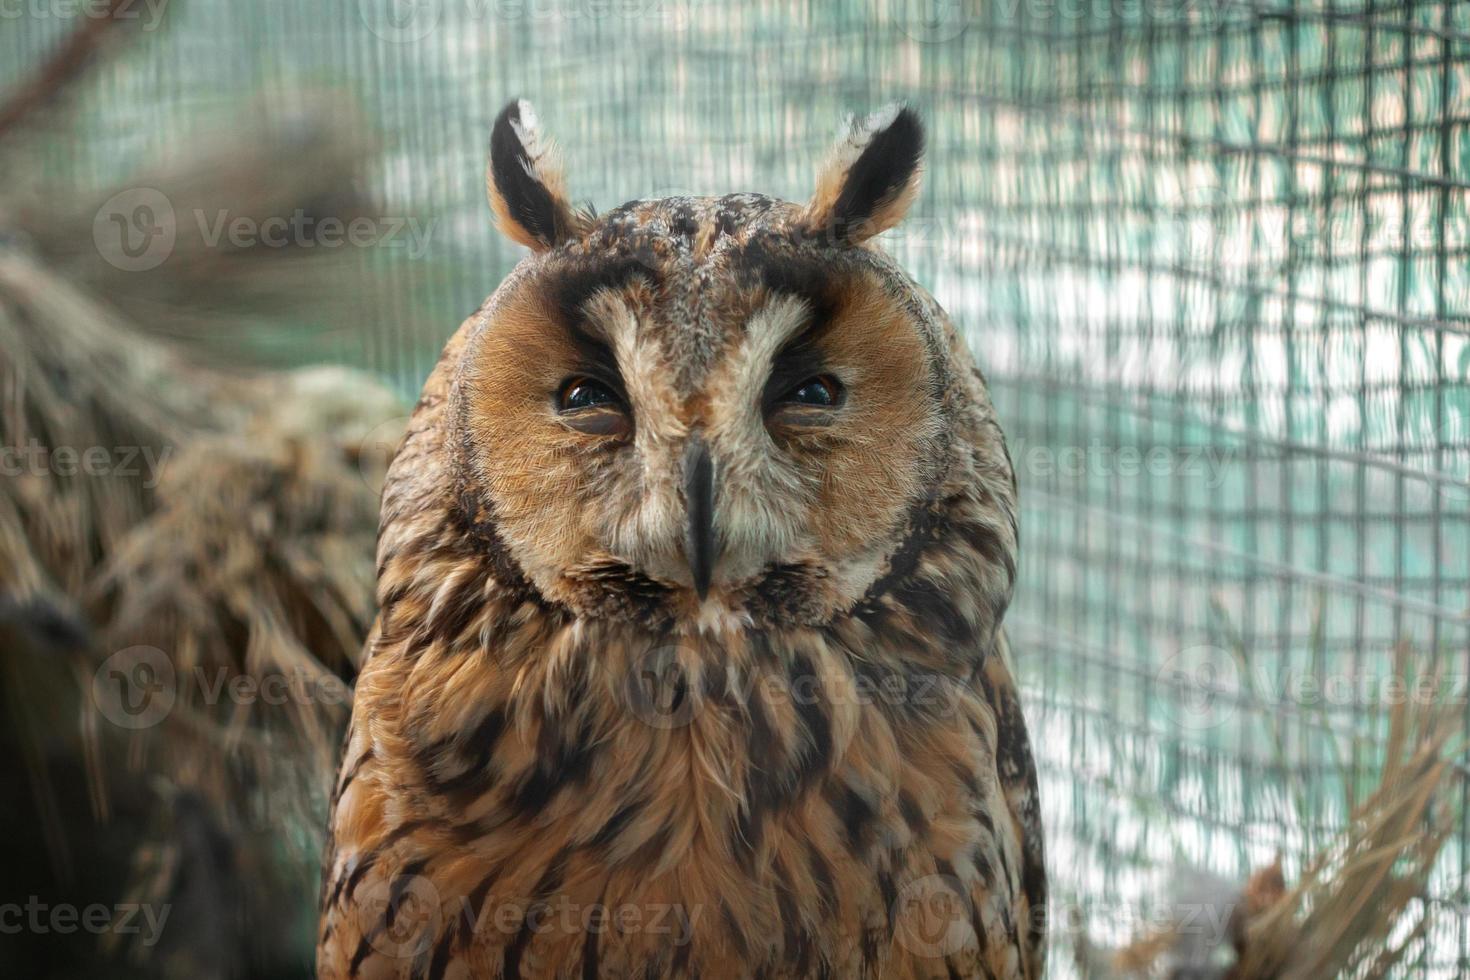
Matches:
[802,105,924,245]
[487,99,589,251]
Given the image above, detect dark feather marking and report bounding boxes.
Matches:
[972,846,996,889]
[860,925,882,972]
[859,501,945,609]
[503,850,570,980]
[448,483,540,607]
[893,578,971,651]
[489,101,563,247]
[431,572,487,646]
[547,255,659,329]
[582,882,614,980]
[827,106,925,241]
[426,925,455,980]
[835,784,877,853]
[720,900,750,960]
[950,760,981,799]
[749,562,828,624]
[878,872,898,932]
[567,557,674,626]
[671,919,694,975]
[335,746,374,797]
[789,653,833,783]
[776,884,804,964]
[589,798,642,850]
[509,699,597,816]
[898,790,926,833]
[957,518,1016,586]
[342,819,428,904]
[461,870,498,945]
[418,707,506,803]
[348,936,374,976]
[807,842,837,912]
[631,822,673,870]
[737,237,839,331]
[385,858,431,930]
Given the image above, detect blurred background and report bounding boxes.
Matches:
[1,0,1467,977]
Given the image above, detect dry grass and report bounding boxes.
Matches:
[1075,644,1463,980]
[0,102,402,975]
[1231,646,1461,980]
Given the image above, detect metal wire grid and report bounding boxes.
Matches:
[963,3,1470,975]
[5,0,1468,974]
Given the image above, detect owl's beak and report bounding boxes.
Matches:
[683,435,719,600]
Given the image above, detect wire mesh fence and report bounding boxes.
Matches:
[5,0,1467,975]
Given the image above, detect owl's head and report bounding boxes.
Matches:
[446,100,1010,632]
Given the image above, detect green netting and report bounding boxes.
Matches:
[6,1,1468,976]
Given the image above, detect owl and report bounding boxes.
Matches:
[317,100,1045,980]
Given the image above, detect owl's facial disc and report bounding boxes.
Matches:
[458,234,947,628]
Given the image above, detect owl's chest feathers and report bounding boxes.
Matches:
[360,601,1022,967]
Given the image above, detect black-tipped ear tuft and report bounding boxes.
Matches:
[803,105,925,245]
[486,99,588,251]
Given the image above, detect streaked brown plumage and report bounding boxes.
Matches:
[317,100,1046,979]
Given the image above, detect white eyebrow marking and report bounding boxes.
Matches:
[741,292,813,375]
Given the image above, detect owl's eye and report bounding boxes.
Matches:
[783,375,843,408]
[559,377,619,411]
[556,376,630,437]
